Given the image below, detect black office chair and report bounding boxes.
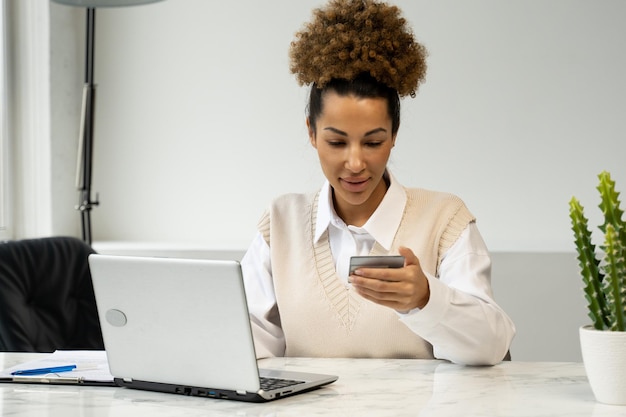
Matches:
[0,236,104,352]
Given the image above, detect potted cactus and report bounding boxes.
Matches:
[569,171,626,405]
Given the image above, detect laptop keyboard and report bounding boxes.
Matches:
[260,377,305,391]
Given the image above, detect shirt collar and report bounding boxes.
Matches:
[314,171,407,250]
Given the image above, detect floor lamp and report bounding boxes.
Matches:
[51,0,164,245]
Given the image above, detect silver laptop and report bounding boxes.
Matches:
[88,254,337,402]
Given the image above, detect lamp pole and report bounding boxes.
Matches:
[76,8,98,245]
[52,0,164,245]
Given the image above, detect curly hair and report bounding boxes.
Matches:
[289,0,428,98]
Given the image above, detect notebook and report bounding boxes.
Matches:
[87,254,337,402]
[0,350,115,386]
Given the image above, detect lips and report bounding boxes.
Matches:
[341,177,370,193]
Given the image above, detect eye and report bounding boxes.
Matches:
[365,141,384,148]
[326,139,347,147]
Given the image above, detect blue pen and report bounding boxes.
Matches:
[11,365,77,376]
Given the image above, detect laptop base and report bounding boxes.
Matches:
[114,377,331,403]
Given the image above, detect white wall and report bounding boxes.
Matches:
[50,3,83,237]
[88,0,626,252]
[490,252,587,362]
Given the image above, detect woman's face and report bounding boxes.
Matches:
[308,91,395,226]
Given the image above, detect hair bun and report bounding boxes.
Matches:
[289,0,428,97]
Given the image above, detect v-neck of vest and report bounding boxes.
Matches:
[310,193,390,330]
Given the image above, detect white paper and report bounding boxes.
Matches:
[0,350,113,383]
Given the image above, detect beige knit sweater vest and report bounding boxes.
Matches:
[257,187,475,358]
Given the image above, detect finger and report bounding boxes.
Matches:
[352,267,402,282]
[352,276,397,292]
[354,285,413,310]
[398,246,419,267]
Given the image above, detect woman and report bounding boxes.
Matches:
[241,0,515,365]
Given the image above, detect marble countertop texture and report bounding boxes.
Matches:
[1,353,625,416]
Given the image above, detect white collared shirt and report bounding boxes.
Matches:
[242,173,515,365]
[317,173,407,284]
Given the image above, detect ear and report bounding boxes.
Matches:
[391,133,397,147]
[307,118,317,148]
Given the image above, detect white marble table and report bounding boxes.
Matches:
[1,352,625,416]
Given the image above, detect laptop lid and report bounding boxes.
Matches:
[88,254,337,402]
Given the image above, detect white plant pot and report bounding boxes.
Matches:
[579,325,626,405]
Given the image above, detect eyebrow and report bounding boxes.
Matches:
[323,127,388,137]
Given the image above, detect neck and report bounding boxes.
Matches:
[333,176,389,227]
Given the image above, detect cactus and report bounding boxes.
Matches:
[569,171,626,331]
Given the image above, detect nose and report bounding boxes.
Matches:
[345,144,366,173]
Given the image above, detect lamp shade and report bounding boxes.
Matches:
[51,0,163,7]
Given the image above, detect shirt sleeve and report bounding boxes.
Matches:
[240,232,286,358]
[398,222,516,365]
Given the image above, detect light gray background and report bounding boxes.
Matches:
[51,0,626,361]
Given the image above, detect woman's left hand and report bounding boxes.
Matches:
[350,246,430,312]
